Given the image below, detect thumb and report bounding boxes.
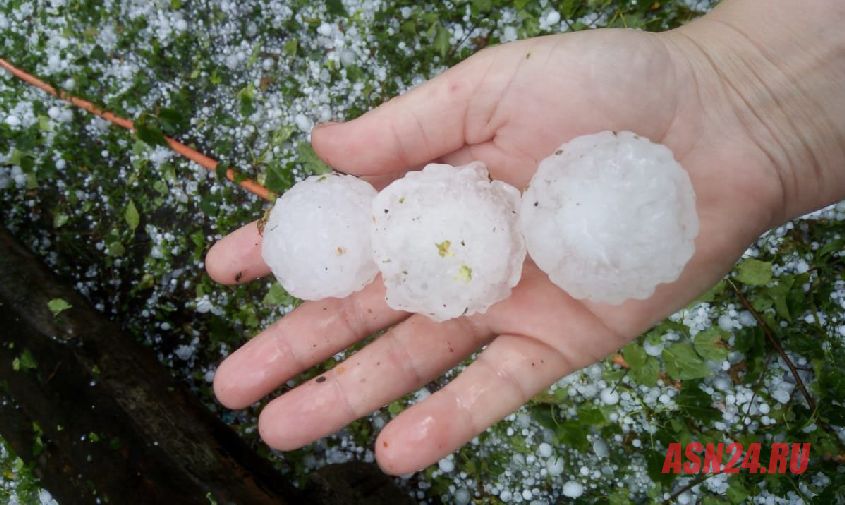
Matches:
[311,53,492,177]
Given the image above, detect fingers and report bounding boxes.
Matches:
[311,52,495,176]
[374,334,568,475]
[257,315,492,451]
[205,221,270,285]
[439,142,539,189]
[213,278,407,409]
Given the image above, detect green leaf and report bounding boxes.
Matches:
[107,241,125,257]
[264,160,293,193]
[262,283,296,307]
[561,0,579,18]
[53,213,69,228]
[622,342,660,386]
[631,357,660,387]
[472,0,492,13]
[576,406,605,426]
[283,38,298,57]
[387,400,403,417]
[26,172,37,189]
[726,477,749,504]
[296,142,332,175]
[12,349,37,372]
[158,107,186,135]
[325,0,347,17]
[663,343,712,380]
[134,113,168,147]
[644,449,674,485]
[817,238,845,258]
[271,126,294,146]
[47,298,72,316]
[37,115,52,132]
[676,383,721,422]
[693,327,729,362]
[767,276,795,320]
[529,404,558,431]
[238,84,255,116]
[190,231,204,249]
[735,258,772,286]
[124,200,140,231]
[621,343,647,368]
[555,419,590,451]
[433,24,451,58]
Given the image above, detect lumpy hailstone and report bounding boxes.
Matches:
[261,174,378,300]
[520,131,698,304]
[372,162,525,321]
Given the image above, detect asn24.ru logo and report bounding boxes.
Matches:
[662,442,810,474]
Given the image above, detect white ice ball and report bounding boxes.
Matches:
[561,481,584,498]
[371,162,525,321]
[520,131,698,304]
[261,173,378,300]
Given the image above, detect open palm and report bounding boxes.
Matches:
[206,28,785,474]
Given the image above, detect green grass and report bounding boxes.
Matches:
[0,435,52,505]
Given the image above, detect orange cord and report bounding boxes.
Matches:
[0,58,275,201]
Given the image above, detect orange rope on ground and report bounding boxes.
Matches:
[0,58,275,201]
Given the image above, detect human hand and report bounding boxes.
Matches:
[206,1,845,475]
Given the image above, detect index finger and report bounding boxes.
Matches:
[205,220,270,285]
[310,48,497,177]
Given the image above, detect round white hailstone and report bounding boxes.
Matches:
[372,162,525,321]
[438,457,455,473]
[538,442,553,458]
[561,481,584,498]
[340,48,357,66]
[546,456,564,476]
[644,339,664,357]
[261,174,378,300]
[520,131,698,304]
[317,22,333,36]
[600,387,620,405]
[294,113,312,132]
[454,489,471,505]
[592,438,610,458]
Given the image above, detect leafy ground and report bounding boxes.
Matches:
[1,0,844,503]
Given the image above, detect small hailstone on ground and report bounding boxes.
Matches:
[438,456,455,473]
[261,173,378,300]
[371,162,525,321]
[600,387,620,405]
[537,442,553,458]
[520,131,698,304]
[545,456,564,476]
[592,438,609,458]
[561,481,584,498]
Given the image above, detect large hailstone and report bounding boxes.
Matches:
[372,162,525,321]
[261,173,378,300]
[520,131,698,304]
